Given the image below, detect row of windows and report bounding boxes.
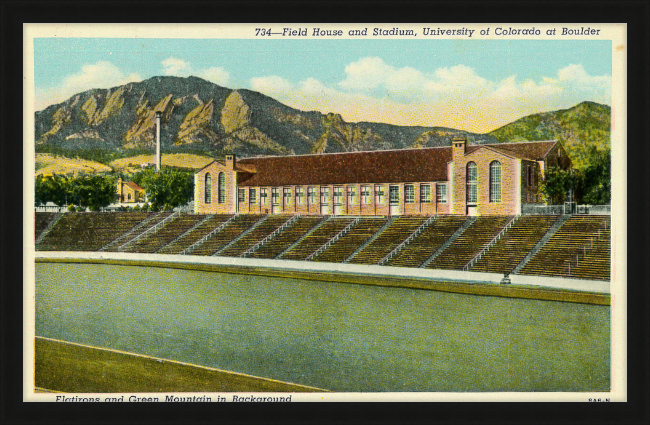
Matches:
[209,182,449,206]
[466,161,502,204]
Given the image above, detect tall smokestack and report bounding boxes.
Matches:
[155,111,161,172]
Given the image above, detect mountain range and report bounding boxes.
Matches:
[35,76,611,170]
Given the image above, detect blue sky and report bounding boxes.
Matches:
[34,38,612,133]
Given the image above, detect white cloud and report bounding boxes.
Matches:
[250,75,294,95]
[162,57,192,76]
[556,64,611,101]
[198,67,230,86]
[35,61,141,110]
[339,57,396,91]
[161,56,230,86]
[251,60,611,133]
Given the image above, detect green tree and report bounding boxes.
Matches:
[35,174,71,206]
[581,149,611,205]
[35,175,47,206]
[139,169,194,209]
[539,167,583,205]
[69,174,116,211]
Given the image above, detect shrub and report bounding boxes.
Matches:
[76,206,85,212]
[133,205,141,211]
[68,204,76,213]
[141,203,150,212]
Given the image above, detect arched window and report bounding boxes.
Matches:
[218,172,226,204]
[489,161,502,202]
[204,173,212,204]
[466,162,477,204]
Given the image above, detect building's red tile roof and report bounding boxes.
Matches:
[481,140,558,160]
[125,181,144,191]
[213,140,558,187]
[236,147,452,187]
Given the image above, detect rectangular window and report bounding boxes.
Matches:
[283,187,291,206]
[405,184,415,203]
[260,188,268,204]
[249,188,257,204]
[272,188,280,205]
[333,186,343,205]
[375,185,385,204]
[436,183,447,203]
[361,185,372,205]
[389,185,399,204]
[308,187,317,206]
[320,187,330,204]
[238,188,246,203]
[420,184,431,203]
[347,186,356,206]
[295,187,304,205]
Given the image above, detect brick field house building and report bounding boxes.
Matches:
[194,138,571,217]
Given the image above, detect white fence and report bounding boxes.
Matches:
[522,203,610,215]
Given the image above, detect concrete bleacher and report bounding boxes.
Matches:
[124,213,209,254]
[426,216,512,270]
[385,216,468,268]
[102,212,173,252]
[279,217,356,261]
[567,227,610,281]
[158,214,232,255]
[220,215,295,257]
[348,216,428,265]
[249,216,325,259]
[37,212,151,252]
[311,217,388,263]
[189,214,264,256]
[520,215,610,281]
[471,215,559,275]
[33,211,612,281]
[35,212,58,241]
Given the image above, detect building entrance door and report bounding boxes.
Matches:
[389,185,400,216]
[466,206,477,216]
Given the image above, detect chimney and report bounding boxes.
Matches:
[452,136,466,161]
[155,111,162,172]
[225,154,236,170]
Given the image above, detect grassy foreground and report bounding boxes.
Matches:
[35,337,325,393]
